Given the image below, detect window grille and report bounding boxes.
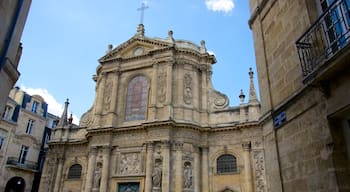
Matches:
[68,164,82,179]
[217,154,237,174]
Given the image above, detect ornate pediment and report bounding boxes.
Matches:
[99,36,172,63]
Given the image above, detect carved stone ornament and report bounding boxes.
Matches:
[183,74,193,104]
[253,150,267,192]
[157,70,167,103]
[119,153,141,175]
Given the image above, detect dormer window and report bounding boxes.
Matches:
[31,101,39,113]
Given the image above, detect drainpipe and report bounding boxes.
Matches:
[0,0,24,72]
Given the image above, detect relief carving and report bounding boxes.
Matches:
[103,77,112,111]
[119,153,141,175]
[184,74,193,104]
[157,70,167,103]
[253,150,266,192]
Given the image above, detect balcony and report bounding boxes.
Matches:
[296,0,350,83]
[6,157,38,171]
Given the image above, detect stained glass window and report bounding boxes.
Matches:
[125,76,148,121]
[217,154,237,174]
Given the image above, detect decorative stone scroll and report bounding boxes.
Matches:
[210,90,229,110]
[157,70,167,103]
[119,153,141,175]
[184,73,193,104]
[79,107,93,127]
[253,150,266,192]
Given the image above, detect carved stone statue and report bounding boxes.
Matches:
[93,163,102,189]
[184,163,193,188]
[152,160,162,188]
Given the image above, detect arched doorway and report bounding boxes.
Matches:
[4,177,25,192]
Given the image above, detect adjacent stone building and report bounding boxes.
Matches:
[0,0,31,117]
[40,25,265,192]
[0,87,49,192]
[249,0,350,191]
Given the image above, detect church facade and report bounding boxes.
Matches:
[39,25,264,192]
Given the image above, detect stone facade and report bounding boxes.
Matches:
[249,0,350,191]
[0,87,49,192]
[40,25,265,192]
[0,0,31,118]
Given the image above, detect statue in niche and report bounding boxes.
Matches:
[184,163,193,188]
[93,163,102,189]
[152,160,162,188]
[183,74,193,104]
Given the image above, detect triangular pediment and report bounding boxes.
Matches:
[99,36,172,63]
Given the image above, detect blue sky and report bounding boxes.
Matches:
[17,0,258,124]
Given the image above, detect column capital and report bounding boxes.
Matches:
[201,146,209,152]
[172,141,184,151]
[242,141,251,151]
[162,140,171,148]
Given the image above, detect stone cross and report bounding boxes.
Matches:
[137,2,149,24]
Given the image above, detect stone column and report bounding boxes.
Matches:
[100,146,111,192]
[201,147,209,192]
[145,142,154,192]
[53,157,64,192]
[242,142,253,192]
[162,141,170,192]
[174,142,183,192]
[193,146,200,192]
[85,147,98,192]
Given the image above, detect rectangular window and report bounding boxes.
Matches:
[18,145,29,164]
[31,101,39,113]
[2,105,12,120]
[26,119,35,134]
[0,136,4,150]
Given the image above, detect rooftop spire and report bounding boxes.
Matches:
[57,98,69,127]
[248,68,259,104]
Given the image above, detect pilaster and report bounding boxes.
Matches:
[201,147,209,192]
[145,142,154,192]
[100,146,111,192]
[242,141,253,192]
[161,140,171,192]
[85,147,98,192]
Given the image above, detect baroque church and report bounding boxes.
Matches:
[39,24,265,192]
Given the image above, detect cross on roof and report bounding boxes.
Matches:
[137,2,149,24]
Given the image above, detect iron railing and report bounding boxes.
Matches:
[6,157,38,170]
[296,0,350,79]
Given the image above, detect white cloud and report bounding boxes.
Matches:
[205,0,235,14]
[20,85,80,125]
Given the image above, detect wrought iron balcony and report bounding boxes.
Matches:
[296,0,350,82]
[6,157,38,171]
